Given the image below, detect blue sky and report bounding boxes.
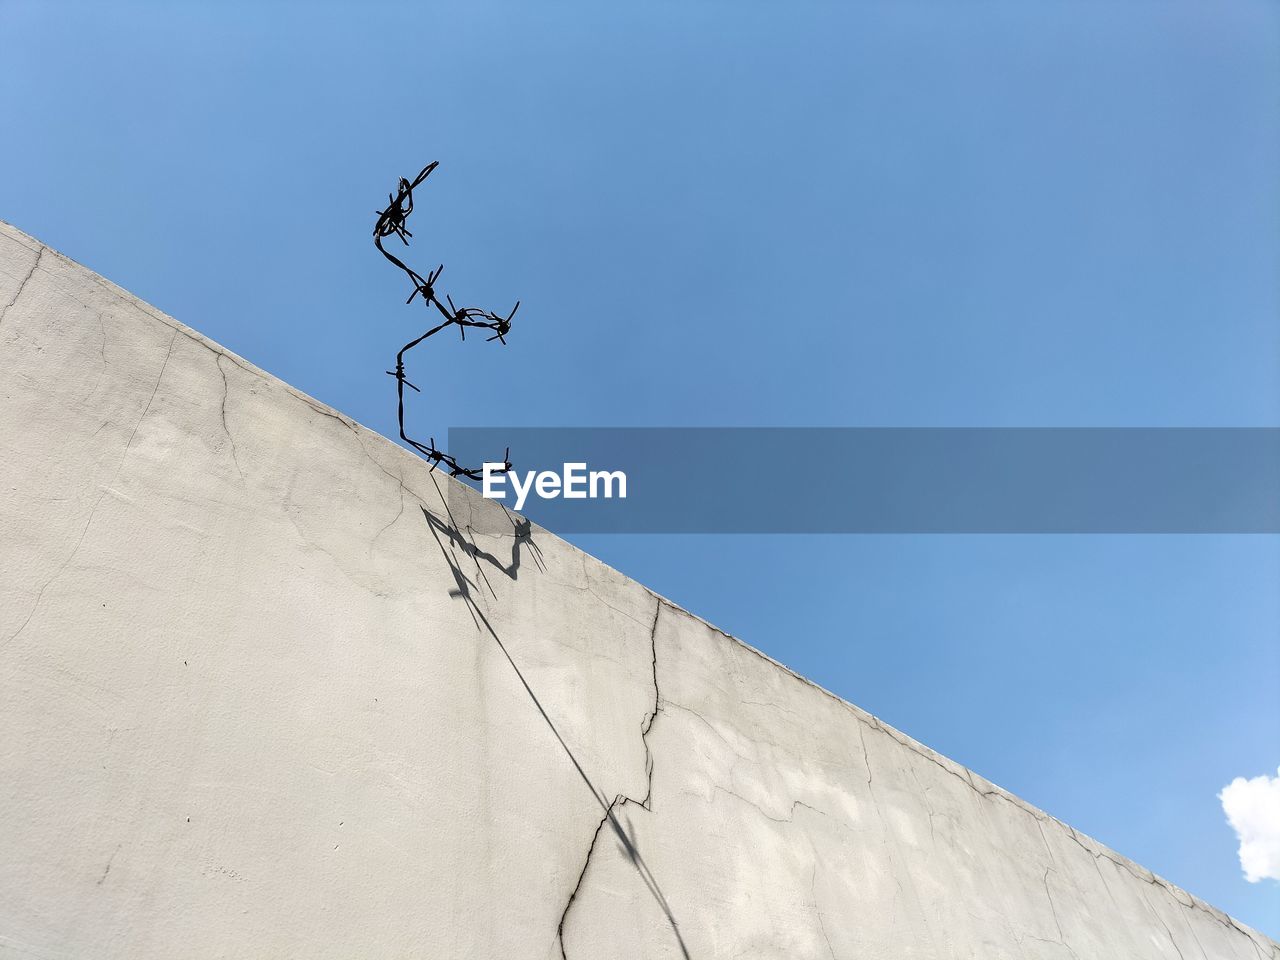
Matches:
[2,0,1277,936]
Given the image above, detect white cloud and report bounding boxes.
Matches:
[1220,766,1280,884]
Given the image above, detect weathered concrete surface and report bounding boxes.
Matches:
[0,218,1273,960]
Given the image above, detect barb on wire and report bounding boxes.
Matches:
[374,161,518,480]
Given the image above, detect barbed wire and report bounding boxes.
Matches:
[374,161,518,480]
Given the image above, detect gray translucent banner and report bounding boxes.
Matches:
[445,428,1280,534]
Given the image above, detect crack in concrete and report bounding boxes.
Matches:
[907,762,938,848]
[369,470,407,549]
[1041,868,1081,959]
[557,793,624,960]
[278,393,430,559]
[3,328,177,650]
[556,598,689,960]
[708,785,832,827]
[574,574,652,631]
[0,246,42,328]
[660,700,759,771]
[215,354,244,481]
[119,329,178,463]
[857,722,873,789]
[1144,892,1191,960]
[1035,819,1059,868]
[556,604,662,952]
[810,860,837,960]
[636,599,663,810]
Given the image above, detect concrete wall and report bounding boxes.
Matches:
[0,219,1273,959]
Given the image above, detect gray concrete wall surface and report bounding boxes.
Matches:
[0,218,1274,959]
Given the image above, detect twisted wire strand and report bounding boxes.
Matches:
[374,162,518,480]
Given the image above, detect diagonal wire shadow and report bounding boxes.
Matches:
[422,474,690,959]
